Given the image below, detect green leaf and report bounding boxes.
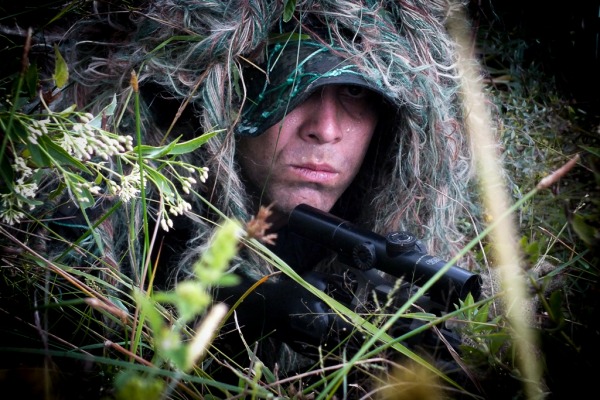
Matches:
[214,273,241,287]
[283,0,297,22]
[6,117,28,141]
[144,167,175,198]
[174,281,211,322]
[13,191,44,208]
[158,327,186,369]
[64,172,95,210]
[39,135,92,174]
[24,63,39,98]
[114,371,165,400]
[47,181,67,202]
[58,103,77,117]
[473,301,492,324]
[133,130,218,159]
[133,288,164,340]
[486,332,513,354]
[194,219,242,282]
[571,213,597,247]
[169,130,219,155]
[0,153,15,193]
[53,44,68,88]
[548,291,565,328]
[134,141,179,159]
[88,94,117,129]
[26,140,51,168]
[580,145,600,158]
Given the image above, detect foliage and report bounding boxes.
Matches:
[0,1,598,399]
[475,2,600,397]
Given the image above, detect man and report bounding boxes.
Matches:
[142,1,479,374]
[4,0,480,388]
[203,34,394,370]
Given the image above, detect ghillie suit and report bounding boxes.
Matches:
[64,0,479,273]
[1,0,485,394]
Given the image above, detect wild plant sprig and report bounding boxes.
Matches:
[0,93,215,232]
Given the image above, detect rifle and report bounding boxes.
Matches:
[287,203,482,356]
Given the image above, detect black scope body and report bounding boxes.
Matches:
[288,204,482,303]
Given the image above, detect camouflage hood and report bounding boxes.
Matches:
[62,0,479,277]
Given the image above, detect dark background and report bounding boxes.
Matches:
[472,0,599,117]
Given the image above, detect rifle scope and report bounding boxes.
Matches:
[288,204,482,303]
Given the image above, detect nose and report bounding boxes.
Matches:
[300,87,343,144]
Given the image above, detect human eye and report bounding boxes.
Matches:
[340,85,369,99]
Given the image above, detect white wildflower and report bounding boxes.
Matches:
[82,124,96,138]
[1,193,14,208]
[168,199,192,217]
[14,182,38,199]
[74,137,91,160]
[118,165,141,203]
[0,192,28,225]
[59,131,91,160]
[0,207,26,225]
[13,157,33,179]
[26,125,43,137]
[198,167,209,183]
[160,218,169,232]
[106,180,121,195]
[79,113,94,124]
[72,123,83,133]
[88,185,102,195]
[37,118,50,134]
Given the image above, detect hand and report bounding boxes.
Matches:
[216,271,348,354]
[267,272,332,351]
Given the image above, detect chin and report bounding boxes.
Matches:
[286,198,335,213]
[267,188,338,214]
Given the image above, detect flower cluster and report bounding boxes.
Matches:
[110,164,142,204]
[56,113,135,161]
[0,156,40,225]
[159,165,209,232]
[1,97,212,231]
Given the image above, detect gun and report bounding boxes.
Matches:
[287,203,482,355]
[289,204,481,303]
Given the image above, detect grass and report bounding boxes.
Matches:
[1,2,598,399]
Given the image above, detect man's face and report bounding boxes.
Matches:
[237,84,379,218]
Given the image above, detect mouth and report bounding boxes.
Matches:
[290,163,339,183]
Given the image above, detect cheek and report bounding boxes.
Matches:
[238,132,277,164]
[342,123,377,176]
[237,128,285,187]
[354,125,377,160]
